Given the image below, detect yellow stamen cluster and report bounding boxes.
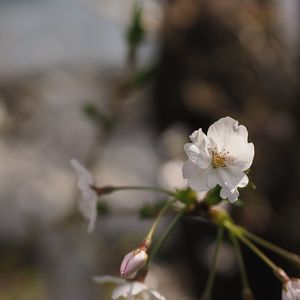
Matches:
[212,150,230,168]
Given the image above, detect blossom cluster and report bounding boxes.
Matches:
[70,117,300,300]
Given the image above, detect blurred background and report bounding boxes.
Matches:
[0,0,300,299]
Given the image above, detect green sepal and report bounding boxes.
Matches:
[245,169,256,190]
[232,198,245,207]
[174,188,197,206]
[249,181,256,190]
[244,169,251,175]
[203,185,222,206]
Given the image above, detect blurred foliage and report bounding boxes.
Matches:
[97,201,111,216]
[1,0,300,299]
[0,245,47,300]
[126,3,145,57]
[82,103,115,132]
[131,64,157,89]
[139,201,166,219]
[0,269,46,300]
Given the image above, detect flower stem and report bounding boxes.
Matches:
[144,199,176,248]
[243,230,300,266]
[223,220,289,283]
[112,186,175,197]
[229,232,254,300]
[234,232,286,282]
[147,208,186,265]
[201,225,224,300]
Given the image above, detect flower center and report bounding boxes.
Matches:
[212,149,230,168]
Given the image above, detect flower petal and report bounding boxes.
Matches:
[224,138,254,171]
[238,174,249,188]
[190,128,208,146]
[282,279,300,300]
[235,124,249,140]
[207,116,252,151]
[184,143,211,169]
[207,118,254,171]
[149,289,167,300]
[77,190,98,233]
[212,168,248,202]
[70,159,98,233]
[290,279,300,292]
[207,168,220,189]
[182,160,211,191]
[207,117,239,149]
[217,167,248,191]
[71,159,94,188]
[220,186,239,203]
[112,282,148,299]
[184,129,211,169]
[93,276,166,300]
[120,249,148,279]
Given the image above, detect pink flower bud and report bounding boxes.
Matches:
[120,248,148,279]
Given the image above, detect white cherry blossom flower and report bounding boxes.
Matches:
[70,159,98,233]
[93,275,166,300]
[120,248,148,279]
[182,116,254,202]
[282,279,300,300]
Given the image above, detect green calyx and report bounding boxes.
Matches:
[203,185,223,206]
[174,188,198,206]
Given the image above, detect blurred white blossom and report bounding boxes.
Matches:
[70,159,97,233]
[183,116,254,202]
[282,279,300,300]
[94,275,165,300]
[120,248,148,279]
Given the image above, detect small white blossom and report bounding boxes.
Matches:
[183,117,254,202]
[93,275,166,300]
[120,248,148,279]
[70,159,98,233]
[282,279,300,300]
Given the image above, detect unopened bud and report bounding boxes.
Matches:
[277,268,290,283]
[120,248,148,279]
